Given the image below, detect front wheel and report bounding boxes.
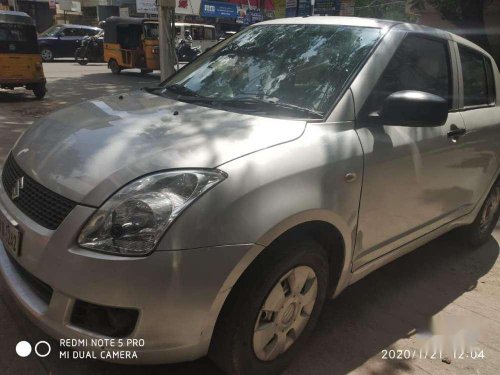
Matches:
[109,59,121,74]
[33,83,46,99]
[209,238,329,375]
[40,47,54,62]
[458,180,500,247]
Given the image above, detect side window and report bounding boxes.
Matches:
[67,28,79,37]
[84,29,97,36]
[191,26,203,40]
[365,35,452,115]
[459,46,495,107]
[204,27,215,40]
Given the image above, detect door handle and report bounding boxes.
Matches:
[447,126,466,139]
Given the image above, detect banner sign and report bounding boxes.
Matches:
[273,0,286,18]
[297,0,310,16]
[136,0,201,15]
[285,0,296,17]
[314,0,339,15]
[201,0,238,18]
[176,0,202,15]
[136,0,157,14]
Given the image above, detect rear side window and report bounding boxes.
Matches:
[204,27,215,40]
[191,26,203,40]
[459,46,495,107]
[84,28,98,36]
[62,28,79,37]
[365,35,452,114]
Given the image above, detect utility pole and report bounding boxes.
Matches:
[158,0,176,81]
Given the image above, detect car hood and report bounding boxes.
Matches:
[11,90,306,206]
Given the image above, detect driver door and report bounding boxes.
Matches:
[353,34,472,269]
[58,27,82,57]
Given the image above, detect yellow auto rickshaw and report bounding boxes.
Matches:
[0,10,46,99]
[103,17,159,74]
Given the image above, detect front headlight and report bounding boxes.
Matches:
[78,170,226,256]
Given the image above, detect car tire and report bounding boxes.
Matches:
[33,83,46,100]
[109,59,121,74]
[459,180,500,247]
[209,238,329,375]
[40,47,54,62]
[140,69,153,74]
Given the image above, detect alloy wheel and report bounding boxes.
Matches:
[41,48,53,62]
[253,265,318,362]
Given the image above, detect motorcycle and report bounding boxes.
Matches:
[75,33,104,65]
[176,39,202,63]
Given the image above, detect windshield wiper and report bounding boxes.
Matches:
[215,96,324,119]
[144,84,203,98]
[164,84,202,97]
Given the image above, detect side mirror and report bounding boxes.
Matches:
[381,90,448,127]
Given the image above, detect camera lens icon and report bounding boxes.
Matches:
[16,341,51,358]
[15,341,31,357]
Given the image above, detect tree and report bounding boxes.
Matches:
[158,0,177,81]
[408,0,497,63]
[355,0,416,21]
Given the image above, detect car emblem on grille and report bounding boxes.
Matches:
[11,177,24,200]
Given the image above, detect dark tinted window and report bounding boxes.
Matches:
[0,24,38,53]
[60,28,79,37]
[0,24,31,41]
[204,27,215,40]
[83,28,98,36]
[459,46,495,107]
[191,26,203,40]
[366,35,451,114]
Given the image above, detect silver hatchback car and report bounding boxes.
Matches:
[1,17,499,374]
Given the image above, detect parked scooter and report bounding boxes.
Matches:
[75,32,104,65]
[176,39,202,63]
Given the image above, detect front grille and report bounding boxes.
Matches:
[1,153,77,230]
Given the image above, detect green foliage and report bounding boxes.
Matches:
[355,0,417,22]
[408,0,492,23]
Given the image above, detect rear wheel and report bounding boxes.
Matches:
[209,238,329,375]
[32,83,46,99]
[40,47,53,62]
[109,59,121,74]
[458,180,500,247]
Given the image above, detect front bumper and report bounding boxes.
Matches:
[0,182,259,364]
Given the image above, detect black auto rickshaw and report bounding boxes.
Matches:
[0,11,46,99]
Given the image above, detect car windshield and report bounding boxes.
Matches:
[40,25,63,37]
[157,24,382,119]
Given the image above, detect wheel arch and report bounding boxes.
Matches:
[201,211,354,354]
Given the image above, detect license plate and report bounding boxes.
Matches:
[0,208,21,257]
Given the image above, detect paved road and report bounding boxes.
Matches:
[1,62,499,375]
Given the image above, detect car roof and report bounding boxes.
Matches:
[0,10,34,25]
[259,16,397,29]
[176,22,215,29]
[60,24,101,30]
[258,16,495,62]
